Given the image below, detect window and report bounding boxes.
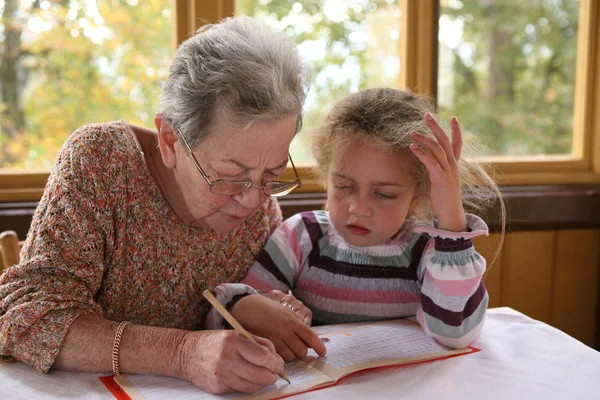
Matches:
[237,0,401,164]
[239,0,600,187]
[0,0,174,170]
[403,0,600,185]
[438,0,579,157]
[1,0,599,202]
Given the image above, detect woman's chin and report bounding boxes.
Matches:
[206,216,247,234]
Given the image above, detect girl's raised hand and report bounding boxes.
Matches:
[409,113,467,232]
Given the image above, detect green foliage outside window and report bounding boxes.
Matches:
[438,0,578,156]
[0,0,172,169]
[0,0,581,170]
[237,0,401,163]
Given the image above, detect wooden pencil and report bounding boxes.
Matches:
[202,290,291,384]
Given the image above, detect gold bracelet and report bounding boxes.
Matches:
[112,321,130,376]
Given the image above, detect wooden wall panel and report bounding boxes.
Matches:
[502,231,557,323]
[551,229,600,347]
[475,233,504,308]
[2,194,599,346]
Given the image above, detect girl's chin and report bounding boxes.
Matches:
[341,233,385,247]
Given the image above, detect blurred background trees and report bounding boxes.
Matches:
[0,0,172,168]
[437,0,579,155]
[0,0,579,168]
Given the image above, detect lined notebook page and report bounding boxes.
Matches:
[120,358,332,400]
[304,319,466,379]
[113,319,470,400]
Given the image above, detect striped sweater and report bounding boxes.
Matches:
[209,210,489,348]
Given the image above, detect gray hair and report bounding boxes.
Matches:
[159,15,311,148]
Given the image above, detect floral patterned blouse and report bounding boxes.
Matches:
[0,121,282,373]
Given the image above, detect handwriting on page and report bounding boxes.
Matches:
[127,374,227,400]
[252,359,323,394]
[307,321,450,369]
[126,359,323,399]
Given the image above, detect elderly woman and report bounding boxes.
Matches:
[0,16,325,394]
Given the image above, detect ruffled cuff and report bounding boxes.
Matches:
[204,284,259,330]
[412,213,489,240]
[413,214,489,266]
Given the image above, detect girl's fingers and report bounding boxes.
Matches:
[278,294,311,325]
[410,131,449,170]
[410,143,442,174]
[276,339,297,362]
[295,323,327,357]
[294,306,312,326]
[285,335,309,360]
[424,113,456,166]
[450,116,463,161]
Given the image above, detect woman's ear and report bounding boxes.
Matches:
[155,115,179,169]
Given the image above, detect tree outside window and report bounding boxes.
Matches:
[0,0,583,171]
[438,0,579,156]
[0,0,173,169]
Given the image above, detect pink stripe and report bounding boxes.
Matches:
[425,269,481,296]
[241,274,275,292]
[280,223,303,279]
[416,306,428,333]
[296,279,420,304]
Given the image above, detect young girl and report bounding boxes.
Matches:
[208,88,504,358]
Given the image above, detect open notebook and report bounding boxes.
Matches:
[101,319,478,400]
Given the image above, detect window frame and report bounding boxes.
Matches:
[399,0,600,186]
[1,0,599,202]
[0,0,235,201]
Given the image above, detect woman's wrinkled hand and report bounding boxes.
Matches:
[177,329,284,394]
[262,290,313,326]
[230,294,327,361]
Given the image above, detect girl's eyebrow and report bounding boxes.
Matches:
[332,172,354,181]
[333,173,404,187]
[372,181,405,187]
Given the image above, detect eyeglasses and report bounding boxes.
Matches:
[178,131,301,197]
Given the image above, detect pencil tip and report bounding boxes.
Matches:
[281,372,291,384]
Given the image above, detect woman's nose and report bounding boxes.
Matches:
[234,186,267,210]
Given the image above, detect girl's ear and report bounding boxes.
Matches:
[155,115,179,169]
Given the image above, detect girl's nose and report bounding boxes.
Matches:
[348,195,372,217]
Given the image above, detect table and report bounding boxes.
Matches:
[1,307,599,399]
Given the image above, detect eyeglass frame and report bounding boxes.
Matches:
[177,129,302,197]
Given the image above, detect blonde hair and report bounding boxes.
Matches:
[313,88,505,259]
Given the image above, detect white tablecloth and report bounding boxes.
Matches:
[1,307,599,399]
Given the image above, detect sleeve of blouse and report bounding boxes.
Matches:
[0,127,115,372]
[204,212,310,330]
[412,214,490,349]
